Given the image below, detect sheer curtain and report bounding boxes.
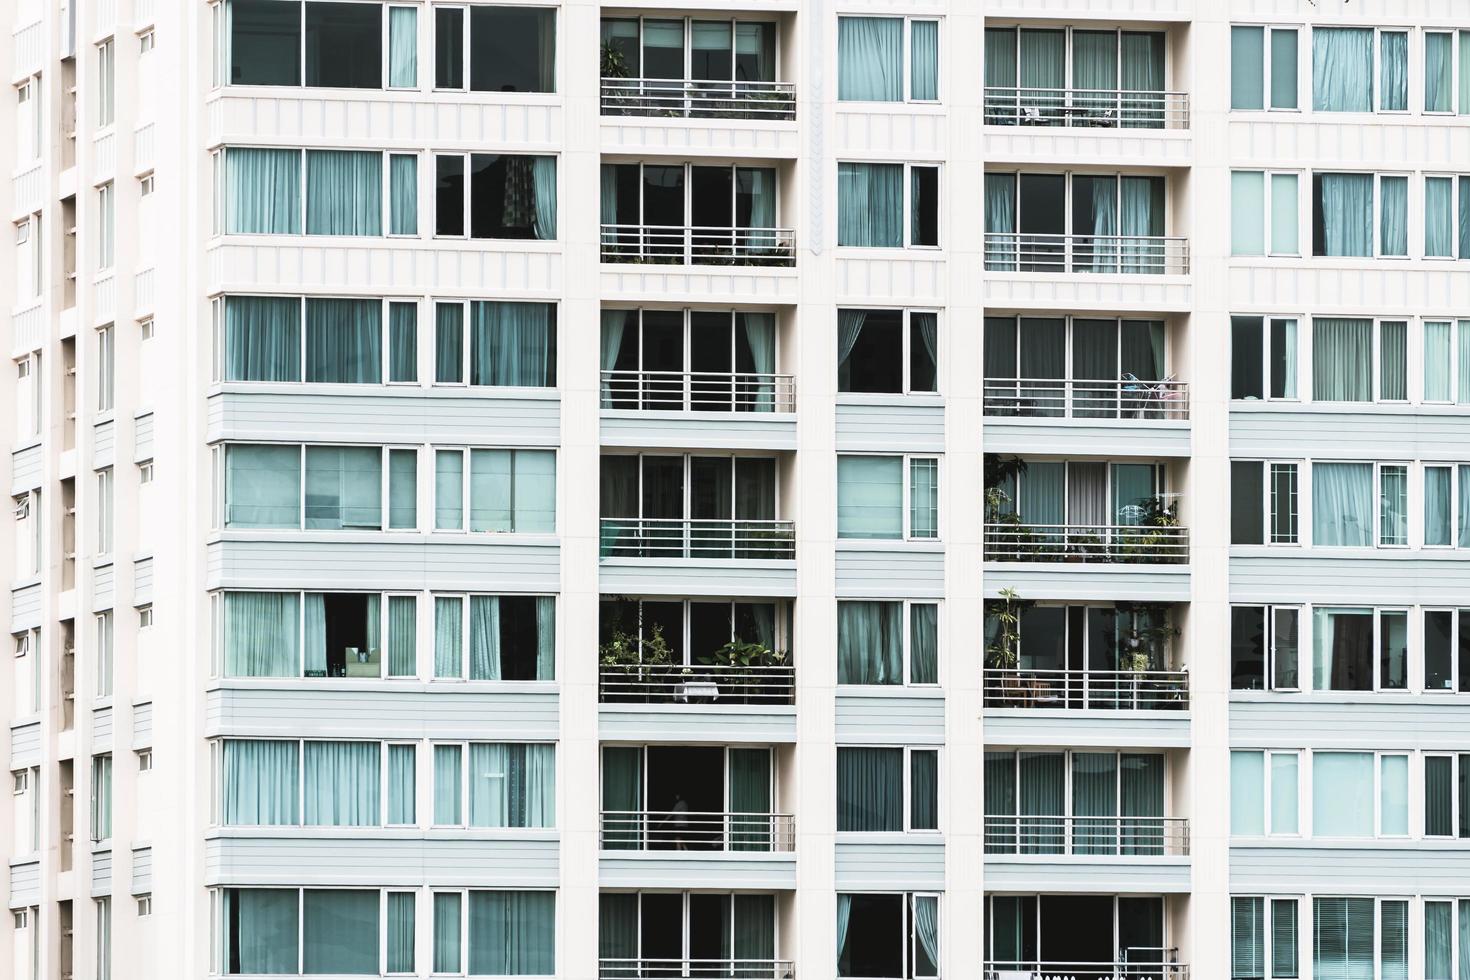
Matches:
[1316,174,1374,257]
[388,7,417,88]
[436,302,464,384]
[434,894,462,973]
[984,752,1017,853]
[305,150,381,236]
[225,444,300,529]
[837,601,901,684]
[1231,27,1265,110]
[1460,324,1470,404]
[389,154,417,235]
[1425,467,1452,546]
[434,744,462,825]
[1427,177,1454,256]
[302,890,379,975]
[224,591,299,677]
[1120,177,1161,273]
[1379,321,1407,401]
[910,21,938,101]
[837,747,902,831]
[536,597,555,681]
[223,739,299,825]
[306,298,380,383]
[1121,754,1164,855]
[386,893,415,974]
[1380,175,1408,256]
[913,896,940,976]
[1019,29,1064,120]
[1088,177,1119,272]
[467,892,555,975]
[1312,28,1373,111]
[1271,173,1299,255]
[1071,752,1118,855]
[225,296,301,381]
[1019,461,1065,527]
[389,302,417,383]
[1019,752,1064,854]
[1379,31,1409,111]
[434,596,463,677]
[388,743,415,825]
[469,743,554,828]
[469,595,501,680]
[1121,32,1165,128]
[838,17,902,101]
[984,173,1017,270]
[835,896,854,967]
[837,309,869,387]
[531,156,557,240]
[739,312,776,411]
[1072,31,1118,119]
[471,302,555,387]
[838,163,902,247]
[1427,32,1453,112]
[1311,318,1371,401]
[1460,466,1470,548]
[837,455,902,538]
[601,747,643,850]
[729,748,772,851]
[1312,463,1372,546]
[985,28,1018,122]
[227,147,301,234]
[303,740,380,826]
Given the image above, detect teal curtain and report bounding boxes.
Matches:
[837,601,901,684]
[984,28,1017,122]
[838,162,902,247]
[225,296,301,381]
[1312,753,1374,837]
[1428,32,1454,112]
[599,894,637,966]
[1462,32,1470,115]
[1428,177,1455,256]
[1120,177,1162,273]
[984,752,1017,852]
[536,597,555,681]
[1121,753,1164,855]
[837,455,902,538]
[434,894,462,973]
[388,449,416,530]
[471,302,555,387]
[1232,898,1264,979]
[1072,31,1118,119]
[436,302,464,384]
[729,748,772,851]
[388,742,415,825]
[468,743,555,829]
[1312,28,1373,111]
[1019,29,1064,119]
[386,893,415,974]
[467,891,556,976]
[1460,178,1470,258]
[1231,26,1264,110]
[1426,467,1453,547]
[1271,173,1298,254]
[910,603,938,684]
[388,302,417,383]
[1018,461,1064,526]
[984,173,1016,270]
[305,150,382,236]
[1271,29,1299,109]
[1426,902,1453,979]
[304,446,381,529]
[1232,171,1265,256]
[390,154,417,235]
[225,889,299,974]
[1380,321,1407,401]
[1120,32,1165,128]
[601,747,643,850]
[838,17,901,101]
[734,895,776,976]
[532,156,557,240]
[306,298,381,383]
[1071,752,1117,855]
[434,596,463,677]
[910,21,938,101]
[1272,900,1298,979]
[1316,174,1373,257]
[910,750,938,831]
[303,890,379,975]
[739,312,776,410]
[1312,463,1373,546]
[1230,750,1264,835]
[909,458,939,538]
[223,739,299,825]
[434,743,462,824]
[388,7,417,88]
[1312,318,1371,401]
[469,595,501,680]
[224,591,299,677]
[1019,752,1064,854]
[1460,324,1470,403]
[1380,175,1408,256]
[1380,32,1408,111]
[303,740,380,826]
[837,747,902,831]
[227,147,301,234]
[225,444,300,528]
[435,450,464,531]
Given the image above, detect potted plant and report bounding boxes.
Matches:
[600,41,633,115]
[984,588,1033,705]
[699,640,789,703]
[598,623,672,700]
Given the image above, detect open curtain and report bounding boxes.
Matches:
[739,312,776,411]
[1316,174,1374,257]
[913,312,938,393]
[531,156,557,240]
[838,162,902,247]
[389,154,417,235]
[305,298,380,384]
[225,444,300,529]
[838,17,901,101]
[1312,463,1372,546]
[388,7,417,87]
[1312,608,1371,691]
[467,891,555,976]
[1380,31,1408,111]
[471,302,554,387]
[1312,318,1371,401]
[227,147,301,234]
[1071,752,1118,855]
[224,591,299,677]
[913,896,940,976]
[910,603,938,684]
[599,310,627,409]
[601,747,643,849]
[837,309,869,386]
[739,168,777,250]
[835,895,853,968]
[469,595,501,680]
[729,748,772,851]
[387,743,415,825]
[984,173,1017,270]
[837,600,901,684]
[836,747,902,831]
[910,21,938,100]
[1312,28,1373,111]
[466,743,554,828]
[1461,178,1470,258]
[303,740,380,826]
[305,149,381,236]
[536,597,555,680]
[223,739,299,825]
[225,296,301,381]
[226,889,299,975]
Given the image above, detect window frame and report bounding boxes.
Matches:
[987,747,1174,842]
[836,598,942,688]
[1231,23,1302,112]
[836,15,942,104]
[216,146,406,240]
[213,587,421,681]
[1423,29,1470,114]
[429,297,559,390]
[218,442,421,533]
[598,14,782,87]
[94,610,113,698]
[1308,25,1412,115]
[598,449,781,528]
[97,37,115,127]
[213,294,421,387]
[215,886,405,977]
[835,745,942,834]
[1230,603,1303,692]
[430,445,558,535]
[214,736,405,829]
[836,161,942,250]
[1230,169,1303,257]
[1309,171,1411,259]
[1309,749,1411,839]
[425,887,556,977]
[431,149,560,242]
[428,739,558,829]
[1231,748,1301,839]
[1421,608,1470,693]
[428,591,558,682]
[1230,459,1301,547]
[1422,752,1467,839]
[97,324,115,413]
[1422,173,1468,259]
[835,452,943,542]
[836,306,942,397]
[223,1,416,93]
[1230,894,1302,980]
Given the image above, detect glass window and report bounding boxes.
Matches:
[98,183,115,270]
[466,743,556,828]
[838,747,936,833]
[837,601,938,686]
[223,889,300,974]
[838,18,902,102]
[1310,752,1373,837]
[837,893,940,980]
[97,39,114,126]
[304,446,382,530]
[435,7,555,92]
[1311,28,1374,112]
[838,455,902,539]
[1233,26,1298,111]
[224,444,301,529]
[1230,750,1265,836]
[1311,174,1372,257]
[466,891,556,975]
[435,153,557,241]
[1231,171,1265,256]
[229,1,303,86]
[225,147,303,235]
[304,2,382,88]
[1311,463,1372,548]
[90,754,112,841]
[839,163,938,249]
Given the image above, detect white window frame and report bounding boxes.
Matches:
[1233,604,1303,692]
[1306,604,1411,692]
[217,146,398,239]
[219,442,418,532]
[212,294,418,386]
[136,749,152,772]
[136,895,152,916]
[98,181,115,270]
[836,891,942,980]
[97,324,114,413]
[838,161,942,250]
[94,610,113,698]
[214,588,410,681]
[428,591,556,681]
[836,598,942,687]
[97,38,115,127]
[430,149,559,242]
[1230,894,1303,980]
[836,16,941,104]
[836,744,941,834]
[214,886,393,976]
[836,307,942,396]
[1308,748,1410,839]
[1232,748,1302,838]
[1422,607,1470,693]
[16,76,41,161]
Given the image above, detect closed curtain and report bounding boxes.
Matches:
[224,591,299,677]
[1086,176,1119,272]
[1380,31,1408,111]
[388,743,415,825]
[1426,467,1453,547]
[1312,28,1373,112]
[303,890,379,975]
[1018,461,1064,528]
[389,154,417,235]
[226,889,299,975]
[387,594,416,677]
[1380,320,1407,400]
[388,7,417,88]
[303,740,380,826]
[910,21,938,101]
[1068,462,1108,528]
[389,302,417,383]
[304,445,381,529]
[837,601,901,684]
[1071,752,1117,855]
[1428,32,1454,112]
[601,746,644,849]
[467,891,555,975]
[469,595,501,680]
[1461,178,1470,258]
[532,156,557,240]
[1121,32,1165,127]
[1312,318,1371,401]
[1317,173,1374,257]
[984,173,1016,270]
[837,747,901,832]
[739,312,776,411]
[984,752,1017,852]
[223,739,299,825]
[306,298,381,384]
[305,149,381,236]
[1428,177,1455,256]
[227,147,300,235]
[386,893,415,974]
[837,455,902,538]
[910,603,938,684]
[599,894,638,964]
[1312,897,1375,980]
[434,744,462,825]
[729,748,772,851]
[985,29,1018,121]
[1380,175,1408,256]
[1460,324,1470,403]
[1072,319,1117,416]
[1019,752,1064,854]
[838,17,901,101]
[837,162,902,247]
[734,895,776,976]
[739,168,777,252]
[1020,29,1064,118]
[1312,463,1373,546]
[1460,466,1470,548]
[436,303,464,384]
[1121,753,1165,855]
[471,302,554,387]
[1072,31,1118,118]
[434,894,462,974]
[468,743,555,829]
[1120,177,1161,273]
[435,596,463,677]
[225,444,300,528]
[225,296,301,381]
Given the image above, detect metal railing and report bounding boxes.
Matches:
[984,667,1189,710]
[601,77,797,121]
[983,379,1189,421]
[983,815,1190,856]
[601,370,796,414]
[984,523,1189,564]
[983,87,1190,129]
[600,810,796,852]
[984,952,1188,980]
[600,518,796,560]
[600,663,795,705]
[601,959,795,980]
[601,224,796,267]
[983,233,1190,275]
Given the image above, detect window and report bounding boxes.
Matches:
[221,888,430,976]
[990,459,1165,534]
[13,629,41,716]
[1424,31,1470,114]
[597,599,787,699]
[838,601,938,685]
[837,17,939,102]
[600,162,783,263]
[984,750,1168,855]
[219,296,419,384]
[436,5,555,92]
[1231,170,1300,256]
[1231,25,1299,110]
[837,455,940,541]
[432,595,556,681]
[837,310,938,394]
[220,590,419,679]
[138,460,154,484]
[1230,461,1299,546]
[227,0,418,90]
[434,152,557,240]
[1310,606,1407,690]
[1423,753,1470,838]
[1423,609,1470,693]
[139,29,155,54]
[1310,462,1411,550]
[1310,318,1405,402]
[1312,898,1406,980]
[16,77,41,161]
[836,893,939,979]
[221,443,421,531]
[598,308,777,411]
[95,611,113,698]
[90,754,112,841]
[97,325,114,411]
[428,890,555,975]
[1311,751,1407,837]
[220,739,417,827]
[432,448,556,533]
[16,352,42,439]
[432,301,556,387]
[139,604,154,629]
[1312,172,1406,257]
[428,742,555,828]
[836,746,938,832]
[1231,896,1300,980]
[136,895,152,916]
[13,490,41,577]
[1230,606,1301,690]
[1423,899,1470,979]
[837,163,939,248]
[97,39,115,126]
[599,453,782,558]
[984,315,1173,418]
[984,172,1169,273]
[221,147,409,237]
[95,897,111,980]
[98,182,115,270]
[12,765,40,854]
[1423,175,1470,258]
[136,749,152,772]
[1229,749,1299,836]
[600,17,777,92]
[1312,27,1407,112]
[1230,316,1299,401]
[984,26,1168,127]
[15,215,41,300]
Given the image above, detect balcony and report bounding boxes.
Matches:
[983,956,1188,980]
[983,234,1190,276]
[983,815,1189,857]
[985,894,1187,978]
[601,225,795,267]
[602,371,795,414]
[601,960,794,980]
[983,87,1189,129]
[601,78,796,121]
[984,523,1188,564]
[983,379,1188,422]
[601,664,794,706]
[984,668,1188,711]
[600,810,794,852]
[601,519,794,561]
[599,889,790,978]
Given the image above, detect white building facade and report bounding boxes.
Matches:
[0,0,1462,977]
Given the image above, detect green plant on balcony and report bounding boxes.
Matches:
[984,588,1032,670]
[599,625,672,670]
[1119,496,1182,564]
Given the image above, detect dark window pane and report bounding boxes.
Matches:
[1232,316,1264,399]
[911,166,939,246]
[1231,461,1264,545]
[435,155,465,236]
[1322,611,1373,691]
[837,894,903,979]
[910,313,938,392]
[1426,610,1453,691]
[838,310,903,393]
[470,6,556,92]
[304,2,382,88]
[435,7,464,88]
[498,595,541,680]
[465,154,542,240]
[1231,606,1266,690]
[231,0,301,86]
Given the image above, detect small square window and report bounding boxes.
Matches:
[136,749,152,772]
[136,895,151,916]
[16,221,30,245]
[138,461,154,484]
[139,31,154,53]
[139,318,154,340]
[138,605,153,628]
[13,770,28,793]
[139,174,154,196]
[13,909,28,928]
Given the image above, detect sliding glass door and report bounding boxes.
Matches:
[600,454,779,558]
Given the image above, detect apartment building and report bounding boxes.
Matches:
[1,0,1464,978]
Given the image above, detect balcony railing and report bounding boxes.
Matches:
[984,667,1188,711]
[984,523,1189,564]
[984,234,1190,276]
[984,87,1190,129]
[601,225,796,267]
[983,815,1190,856]
[602,959,795,980]
[984,953,1188,980]
[600,810,796,852]
[983,379,1188,421]
[602,370,796,414]
[600,664,795,705]
[601,518,796,560]
[601,78,797,121]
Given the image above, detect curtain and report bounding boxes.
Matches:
[1232,171,1265,256]
[389,302,417,383]
[1426,467,1453,546]
[435,450,464,531]
[1071,752,1118,855]
[226,889,299,974]
[1120,177,1161,273]
[1121,753,1164,855]
[1460,323,1470,404]
[1380,175,1408,256]
[984,173,1016,270]
[1428,32,1454,112]
[303,890,379,975]
[1019,461,1064,527]
[467,892,555,976]
[1316,173,1374,257]
[910,603,938,684]
[304,446,381,529]
[734,895,775,977]
[1428,177,1454,256]
[837,455,902,538]
[386,893,415,974]
[531,156,557,240]
[838,162,902,247]
[1380,31,1408,111]
[837,309,868,387]
[224,591,299,677]
[227,147,300,234]
[985,28,1018,121]
[838,17,901,101]
[434,893,462,973]
[836,895,853,967]
[306,298,381,384]
[1232,27,1265,110]
[984,752,1017,852]
[1020,29,1064,120]
[471,302,554,387]
[434,744,462,824]
[1425,902,1452,979]
[223,739,299,825]
[1072,31,1118,120]
[1312,28,1373,112]
[729,748,772,851]
[1380,321,1407,400]
[388,6,416,88]
[1121,32,1165,127]
[389,154,417,235]
[435,596,463,678]
[910,751,938,830]
[303,591,326,677]
[599,894,638,965]
[1121,320,1164,381]
[601,747,643,850]
[909,458,939,538]
[1019,752,1064,853]
[1461,465,1470,547]
[599,310,626,409]
[913,312,938,393]
[225,444,300,528]
[913,896,939,976]
[225,296,301,381]
[305,149,381,236]
[1312,463,1372,546]
[1072,318,1117,416]
[436,303,464,384]
[1312,318,1371,401]
[303,740,379,826]
[469,595,501,680]
[1461,178,1470,258]
[837,601,901,684]
[836,747,901,831]
[739,312,776,411]
[535,597,555,681]
[910,21,938,101]
[388,743,415,825]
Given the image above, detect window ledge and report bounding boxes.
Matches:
[836,394,944,407]
[836,832,946,845]
[208,679,560,696]
[211,382,562,401]
[838,686,945,700]
[836,539,945,553]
